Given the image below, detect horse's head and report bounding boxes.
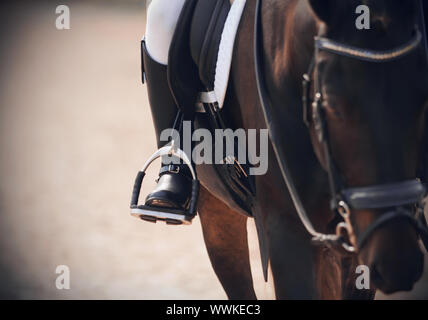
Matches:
[308,0,428,293]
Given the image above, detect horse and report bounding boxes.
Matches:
[194,0,428,299]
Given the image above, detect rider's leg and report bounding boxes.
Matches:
[142,0,193,213]
[145,0,186,65]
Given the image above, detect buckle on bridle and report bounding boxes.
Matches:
[337,200,351,218]
[302,73,312,127]
[312,92,325,142]
[335,200,356,252]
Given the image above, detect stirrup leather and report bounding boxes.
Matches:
[130,144,199,225]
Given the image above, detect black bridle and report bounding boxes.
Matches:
[254,0,428,254]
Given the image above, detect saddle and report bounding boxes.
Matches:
[167,0,254,215]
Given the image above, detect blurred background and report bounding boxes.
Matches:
[0,0,426,299]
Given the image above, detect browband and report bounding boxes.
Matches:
[315,28,422,63]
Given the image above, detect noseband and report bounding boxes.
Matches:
[254,0,428,254]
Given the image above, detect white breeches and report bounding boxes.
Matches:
[145,0,186,65]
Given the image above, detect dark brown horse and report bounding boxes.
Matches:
[195,0,428,299]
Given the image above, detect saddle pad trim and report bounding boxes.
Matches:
[214,0,246,109]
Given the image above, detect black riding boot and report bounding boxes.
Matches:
[137,40,194,224]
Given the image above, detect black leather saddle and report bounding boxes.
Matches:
[168,0,231,113]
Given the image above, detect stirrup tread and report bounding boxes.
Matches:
[131,205,195,225]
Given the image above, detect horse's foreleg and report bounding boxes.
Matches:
[198,187,257,300]
[267,222,317,299]
[313,245,376,299]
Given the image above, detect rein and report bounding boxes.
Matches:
[254,0,428,254]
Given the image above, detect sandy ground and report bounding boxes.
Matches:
[0,1,426,300]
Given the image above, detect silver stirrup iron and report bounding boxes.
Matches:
[130,142,199,225]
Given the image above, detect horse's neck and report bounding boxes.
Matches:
[265,0,317,103]
[262,0,337,227]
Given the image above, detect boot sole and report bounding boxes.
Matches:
[131,206,194,225]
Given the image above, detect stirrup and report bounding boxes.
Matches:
[130,144,199,225]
